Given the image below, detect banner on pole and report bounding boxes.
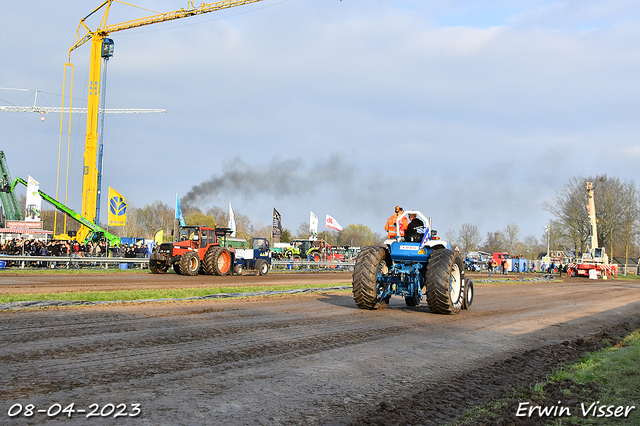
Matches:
[309,211,318,240]
[25,175,42,223]
[228,202,236,237]
[325,214,343,232]
[108,187,127,226]
[272,208,282,239]
[175,194,186,226]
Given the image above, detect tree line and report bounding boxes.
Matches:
[24,174,640,261]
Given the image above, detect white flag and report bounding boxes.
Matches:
[325,214,343,232]
[309,211,318,240]
[228,202,236,237]
[25,175,42,223]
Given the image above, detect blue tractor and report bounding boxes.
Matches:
[232,237,272,275]
[352,211,473,314]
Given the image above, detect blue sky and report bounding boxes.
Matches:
[1,0,640,243]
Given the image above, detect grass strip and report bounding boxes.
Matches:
[0,283,352,303]
[452,327,640,425]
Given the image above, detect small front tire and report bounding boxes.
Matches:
[179,251,200,276]
[254,259,269,275]
[462,279,474,310]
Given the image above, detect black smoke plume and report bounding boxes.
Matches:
[181,154,354,205]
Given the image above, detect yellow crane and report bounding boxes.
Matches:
[67,0,265,242]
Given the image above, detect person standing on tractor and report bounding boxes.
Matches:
[385,206,408,239]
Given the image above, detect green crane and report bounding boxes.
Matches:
[10,177,120,246]
[0,151,23,221]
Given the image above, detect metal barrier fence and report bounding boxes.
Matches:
[0,256,355,270]
[0,255,148,269]
[271,260,355,269]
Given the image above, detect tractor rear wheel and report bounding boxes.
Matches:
[179,251,200,276]
[352,246,389,309]
[149,259,169,274]
[255,259,269,275]
[462,278,474,309]
[173,262,183,275]
[425,249,464,314]
[207,247,231,276]
[203,247,227,275]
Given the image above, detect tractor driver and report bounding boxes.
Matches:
[404,213,425,242]
[385,206,409,239]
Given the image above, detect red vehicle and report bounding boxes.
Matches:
[150,226,234,276]
[492,252,510,265]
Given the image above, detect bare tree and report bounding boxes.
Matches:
[444,228,459,249]
[482,230,506,253]
[544,175,635,258]
[618,181,640,269]
[295,222,310,239]
[503,223,520,255]
[457,223,481,253]
[522,235,540,260]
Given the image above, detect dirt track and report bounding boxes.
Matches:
[0,271,352,295]
[1,272,640,425]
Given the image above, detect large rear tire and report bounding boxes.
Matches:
[425,249,464,314]
[149,259,169,274]
[202,247,224,275]
[213,247,232,276]
[352,246,389,309]
[179,251,200,276]
[173,262,183,275]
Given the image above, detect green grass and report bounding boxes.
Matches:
[451,328,640,425]
[0,282,351,304]
[546,330,640,425]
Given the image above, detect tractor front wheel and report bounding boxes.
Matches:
[255,259,269,275]
[352,246,389,309]
[179,251,200,276]
[149,259,169,274]
[424,249,464,314]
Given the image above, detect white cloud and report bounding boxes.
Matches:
[2,0,640,242]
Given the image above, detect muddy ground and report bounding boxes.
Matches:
[0,271,639,425]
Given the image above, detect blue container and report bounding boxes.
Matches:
[0,260,5,268]
[119,263,128,270]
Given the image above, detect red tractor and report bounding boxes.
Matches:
[149,226,234,276]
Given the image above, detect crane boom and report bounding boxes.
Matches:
[0,106,166,114]
[70,0,265,53]
[68,0,264,243]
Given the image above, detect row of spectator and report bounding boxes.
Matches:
[0,238,150,258]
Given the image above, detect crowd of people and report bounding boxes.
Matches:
[0,238,149,258]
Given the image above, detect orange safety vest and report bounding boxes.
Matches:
[385,214,408,238]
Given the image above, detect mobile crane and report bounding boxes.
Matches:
[567,182,618,278]
[10,177,120,246]
[0,151,119,244]
[67,0,265,242]
[0,151,23,221]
